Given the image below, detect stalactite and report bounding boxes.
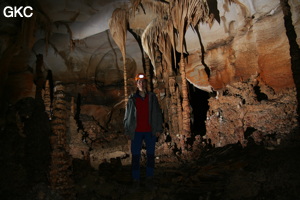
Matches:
[158,31,174,75]
[128,0,210,155]
[153,45,162,89]
[154,45,163,80]
[109,8,129,104]
[142,20,159,72]
[130,0,169,18]
[49,83,75,200]
[158,32,176,137]
[55,22,75,52]
[169,0,210,138]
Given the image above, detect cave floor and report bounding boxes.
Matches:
[73,132,300,200]
[1,127,299,200]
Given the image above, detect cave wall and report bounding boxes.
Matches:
[289,0,300,47]
[1,0,299,198]
[0,0,299,171]
[183,0,299,147]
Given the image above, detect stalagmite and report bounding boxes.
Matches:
[0,0,300,198]
[170,0,210,138]
[179,56,191,137]
[44,80,52,120]
[49,82,75,200]
[168,77,179,137]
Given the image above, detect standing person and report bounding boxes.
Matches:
[124,73,163,186]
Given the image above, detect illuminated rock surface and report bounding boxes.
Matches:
[0,0,299,199]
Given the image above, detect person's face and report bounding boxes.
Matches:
[137,79,147,91]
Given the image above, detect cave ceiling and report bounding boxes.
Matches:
[0,0,299,158]
[0,0,299,101]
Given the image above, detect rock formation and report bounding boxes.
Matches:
[0,0,299,198]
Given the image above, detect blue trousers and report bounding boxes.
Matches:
[131,132,156,180]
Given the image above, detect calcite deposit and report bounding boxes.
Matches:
[206,79,298,147]
[0,0,299,198]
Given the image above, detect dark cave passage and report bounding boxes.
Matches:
[188,82,209,137]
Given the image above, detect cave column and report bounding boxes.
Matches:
[179,56,191,140]
[49,82,75,199]
[168,77,180,138]
[144,52,153,91]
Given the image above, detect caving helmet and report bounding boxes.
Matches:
[135,73,147,81]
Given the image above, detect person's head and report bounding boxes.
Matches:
[135,73,147,92]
